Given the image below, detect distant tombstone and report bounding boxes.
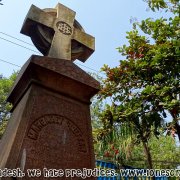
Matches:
[0,3,99,180]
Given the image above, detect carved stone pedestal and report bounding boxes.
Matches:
[0,55,99,179]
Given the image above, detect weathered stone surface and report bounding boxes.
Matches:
[21,3,95,62]
[8,55,99,108]
[0,1,99,179]
[0,56,99,179]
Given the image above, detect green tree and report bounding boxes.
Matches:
[99,0,180,169]
[92,102,180,169]
[0,72,17,138]
[94,124,180,169]
[129,135,180,169]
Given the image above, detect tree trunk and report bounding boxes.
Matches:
[142,141,155,180]
[142,141,153,169]
[174,122,180,142]
[169,110,180,142]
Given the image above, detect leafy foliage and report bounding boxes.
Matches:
[0,72,17,138]
[101,0,179,140]
[128,135,180,169]
[93,108,135,165]
[96,0,180,168]
[92,104,180,168]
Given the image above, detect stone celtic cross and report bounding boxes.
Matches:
[0,2,99,175]
[21,3,95,62]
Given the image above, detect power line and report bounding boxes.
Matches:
[0,32,34,47]
[0,36,40,54]
[75,62,101,74]
[0,56,104,77]
[0,32,103,75]
[0,58,21,68]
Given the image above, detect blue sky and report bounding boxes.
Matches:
[0,0,163,77]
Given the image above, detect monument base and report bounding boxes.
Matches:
[0,55,99,179]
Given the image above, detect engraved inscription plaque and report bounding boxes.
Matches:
[25,114,87,170]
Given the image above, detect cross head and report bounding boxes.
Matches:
[21,3,95,62]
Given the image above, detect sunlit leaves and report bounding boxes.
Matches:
[94,0,179,168]
[100,0,180,149]
[0,72,17,137]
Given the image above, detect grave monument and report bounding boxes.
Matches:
[0,3,99,179]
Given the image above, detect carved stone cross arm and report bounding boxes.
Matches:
[21,3,95,62]
[72,29,95,61]
[21,5,55,34]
